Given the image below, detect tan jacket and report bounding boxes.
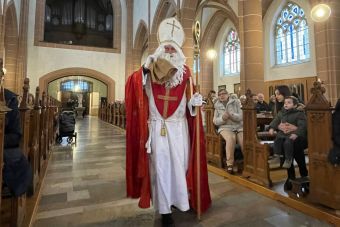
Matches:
[213,98,243,133]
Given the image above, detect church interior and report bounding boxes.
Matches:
[0,0,339,226]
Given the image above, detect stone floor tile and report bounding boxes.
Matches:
[32,117,332,227]
[67,190,90,202]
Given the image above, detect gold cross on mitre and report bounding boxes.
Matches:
[157,17,185,49]
[166,19,180,37]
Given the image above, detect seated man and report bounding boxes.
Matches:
[213,89,243,174]
[256,93,270,113]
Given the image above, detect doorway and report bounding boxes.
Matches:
[48,76,108,116]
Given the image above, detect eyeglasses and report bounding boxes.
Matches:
[218,93,228,96]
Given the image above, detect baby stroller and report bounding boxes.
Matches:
[56,110,77,144]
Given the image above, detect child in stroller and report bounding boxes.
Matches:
[56,109,77,143]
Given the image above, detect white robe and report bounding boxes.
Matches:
[144,77,195,214]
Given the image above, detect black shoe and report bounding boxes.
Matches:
[284,179,293,191]
[162,213,174,227]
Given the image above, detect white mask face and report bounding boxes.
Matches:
[154,44,186,88]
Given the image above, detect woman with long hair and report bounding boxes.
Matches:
[273,85,308,191]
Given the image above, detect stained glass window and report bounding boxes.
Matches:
[223,29,240,75]
[61,80,90,92]
[275,2,310,65]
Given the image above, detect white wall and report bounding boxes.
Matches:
[133,0,184,47]
[5,0,21,30]
[228,0,238,17]
[263,0,317,81]
[0,0,3,14]
[213,19,240,94]
[201,8,217,36]
[133,0,162,47]
[26,0,127,100]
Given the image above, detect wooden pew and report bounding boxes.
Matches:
[29,87,41,194]
[39,91,47,175]
[103,101,108,122]
[2,78,32,227]
[46,96,51,153]
[0,60,10,223]
[1,80,59,226]
[204,97,224,168]
[107,104,111,123]
[305,81,340,209]
[9,78,32,227]
[265,77,316,103]
[115,102,121,126]
[120,103,126,128]
[242,92,272,187]
[110,103,115,124]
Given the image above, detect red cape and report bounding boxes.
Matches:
[125,67,211,214]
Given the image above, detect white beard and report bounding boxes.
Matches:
[154,44,186,88]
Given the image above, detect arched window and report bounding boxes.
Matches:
[275,2,310,65]
[223,29,240,75]
[61,80,91,92]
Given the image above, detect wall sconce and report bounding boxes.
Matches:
[311,4,331,22]
[206,49,217,60]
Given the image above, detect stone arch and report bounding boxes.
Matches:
[3,2,18,93]
[196,1,238,29]
[149,0,176,51]
[39,68,116,102]
[182,0,199,9]
[133,20,148,70]
[199,8,238,95]
[34,0,122,53]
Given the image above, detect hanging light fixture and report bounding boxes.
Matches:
[311,4,331,22]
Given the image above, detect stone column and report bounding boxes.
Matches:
[239,0,264,95]
[311,0,340,105]
[180,7,196,81]
[125,0,134,80]
[15,0,29,94]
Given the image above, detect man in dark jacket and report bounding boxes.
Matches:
[256,93,270,113]
[3,88,32,196]
[269,96,307,168]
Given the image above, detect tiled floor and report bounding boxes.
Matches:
[32,117,332,227]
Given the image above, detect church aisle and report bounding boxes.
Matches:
[33,117,330,227]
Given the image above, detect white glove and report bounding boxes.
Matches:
[190,92,203,107]
[144,54,158,69]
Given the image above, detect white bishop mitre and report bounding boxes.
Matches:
[157,17,185,49]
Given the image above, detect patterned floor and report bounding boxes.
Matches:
[32,117,331,227]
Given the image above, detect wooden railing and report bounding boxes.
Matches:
[99,101,126,129]
[0,75,60,226]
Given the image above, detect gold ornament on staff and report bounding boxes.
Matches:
[192,20,201,221]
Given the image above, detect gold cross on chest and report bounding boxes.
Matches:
[166,20,180,37]
[157,88,178,118]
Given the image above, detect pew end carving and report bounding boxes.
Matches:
[204,97,224,168]
[242,90,272,187]
[305,81,340,210]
